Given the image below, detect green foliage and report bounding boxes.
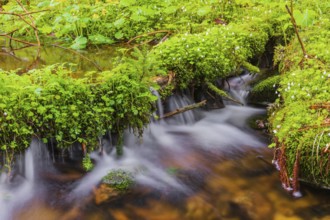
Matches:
[251,75,280,94]
[70,36,88,50]
[0,0,242,48]
[0,64,157,153]
[152,23,268,89]
[82,154,93,171]
[102,169,134,192]
[269,1,330,186]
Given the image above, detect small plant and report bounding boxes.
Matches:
[102,169,134,192]
[82,154,93,171]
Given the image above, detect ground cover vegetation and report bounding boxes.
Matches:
[0,0,329,190]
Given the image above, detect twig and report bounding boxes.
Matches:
[310,103,330,110]
[15,0,40,47]
[0,33,38,45]
[298,122,330,132]
[0,11,37,29]
[285,5,307,59]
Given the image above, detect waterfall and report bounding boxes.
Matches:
[150,87,164,119]
[224,73,255,106]
[21,138,55,182]
[166,94,201,125]
[70,77,266,201]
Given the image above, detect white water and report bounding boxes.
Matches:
[0,138,53,220]
[71,73,265,199]
[0,74,268,218]
[224,73,255,106]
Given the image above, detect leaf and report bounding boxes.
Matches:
[293,9,316,27]
[39,25,53,34]
[115,31,124,39]
[89,34,115,45]
[120,0,136,7]
[197,6,211,17]
[70,36,88,50]
[114,18,126,28]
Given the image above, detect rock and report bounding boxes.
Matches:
[185,195,220,220]
[93,183,120,205]
[274,213,303,220]
[232,190,273,220]
[111,210,130,220]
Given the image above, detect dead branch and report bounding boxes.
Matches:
[310,103,330,110]
[298,121,330,132]
[160,100,207,119]
[15,0,40,47]
[127,30,172,45]
[0,11,37,29]
[0,33,38,45]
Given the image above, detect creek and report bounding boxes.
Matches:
[0,46,330,220]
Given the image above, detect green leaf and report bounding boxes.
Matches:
[114,18,126,28]
[120,0,136,7]
[39,25,53,34]
[70,36,88,50]
[293,9,316,27]
[89,34,114,45]
[115,31,124,40]
[197,6,211,17]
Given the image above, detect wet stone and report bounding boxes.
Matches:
[232,190,273,220]
[185,195,220,220]
[93,183,120,205]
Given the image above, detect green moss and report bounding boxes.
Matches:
[103,169,134,192]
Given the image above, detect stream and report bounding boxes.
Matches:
[0,46,330,220]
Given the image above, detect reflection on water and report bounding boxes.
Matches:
[0,41,120,72]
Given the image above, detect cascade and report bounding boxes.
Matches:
[71,73,265,200]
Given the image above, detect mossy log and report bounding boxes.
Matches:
[160,100,207,119]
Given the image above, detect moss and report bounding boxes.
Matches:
[102,169,134,192]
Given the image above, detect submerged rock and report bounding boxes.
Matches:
[93,183,120,205]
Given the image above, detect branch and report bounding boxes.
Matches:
[310,103,330,111]
[285,5,307,58]
[15,0,40,47]
[206,81,243,105]
[0,33,38,46]
[0,11,37,29]
[298,122,330,132]
[160,100,207,119]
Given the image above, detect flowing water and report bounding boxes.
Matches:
[0,48,330,220]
